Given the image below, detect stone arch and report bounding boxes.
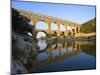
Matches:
[67,25,72,31]
[60,24,66,36]
[35,21,48,30]
[60,24,66,31]
[51,22,58,30]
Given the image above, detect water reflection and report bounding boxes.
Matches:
[32,39,96,72]
[37,39,47,51]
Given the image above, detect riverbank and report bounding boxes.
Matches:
[66,36,96,42]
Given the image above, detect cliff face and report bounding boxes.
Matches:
[12,31,39,74]
[11,8,39,74]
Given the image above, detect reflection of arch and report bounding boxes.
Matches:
[61,48,66,56]
[37,52,48,61]
[51,23,58,30]
[41,31,48,36]
[36,31,48,38]
[35,21,48,30]
[51,50,59,58]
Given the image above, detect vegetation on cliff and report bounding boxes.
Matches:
[12,8,33,35]
[80,18,96,33]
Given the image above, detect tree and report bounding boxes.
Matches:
[51,31,57,37]
[12,8,33,35]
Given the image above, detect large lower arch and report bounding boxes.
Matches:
[35,21,48,30]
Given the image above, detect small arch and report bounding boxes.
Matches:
[51,23,58,30]
[35,21,48,30]
[60,24,66,31]
[67,25,72,31]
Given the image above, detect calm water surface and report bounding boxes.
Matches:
[31,39,96,73]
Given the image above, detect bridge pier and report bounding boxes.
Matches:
[57,24,61,37]
[47,23,52,37]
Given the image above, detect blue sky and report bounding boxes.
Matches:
[12,1,96,30]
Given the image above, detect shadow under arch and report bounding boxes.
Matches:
[51,31,57,37]
[76,27,79,33]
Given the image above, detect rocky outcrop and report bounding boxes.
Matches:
[11,8,40,74]
[12,31,39,74]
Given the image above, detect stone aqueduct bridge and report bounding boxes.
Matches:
[17,9,81,36]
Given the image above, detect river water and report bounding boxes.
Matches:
[30,38,96,73]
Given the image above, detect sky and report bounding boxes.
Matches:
[12,1,96,30]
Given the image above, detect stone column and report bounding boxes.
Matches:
[47,22,51,37]
[57,24,61,36]
[65,25,67,36]
[70,26,73,37]
[31,19,37,29]
[78,26,80,33]
[74,27,77,36]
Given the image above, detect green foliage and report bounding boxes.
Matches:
[80,18,96,33]
[51,31,57,37]
[12,8,33,35]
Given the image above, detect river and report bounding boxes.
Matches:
[29,38,96,73]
